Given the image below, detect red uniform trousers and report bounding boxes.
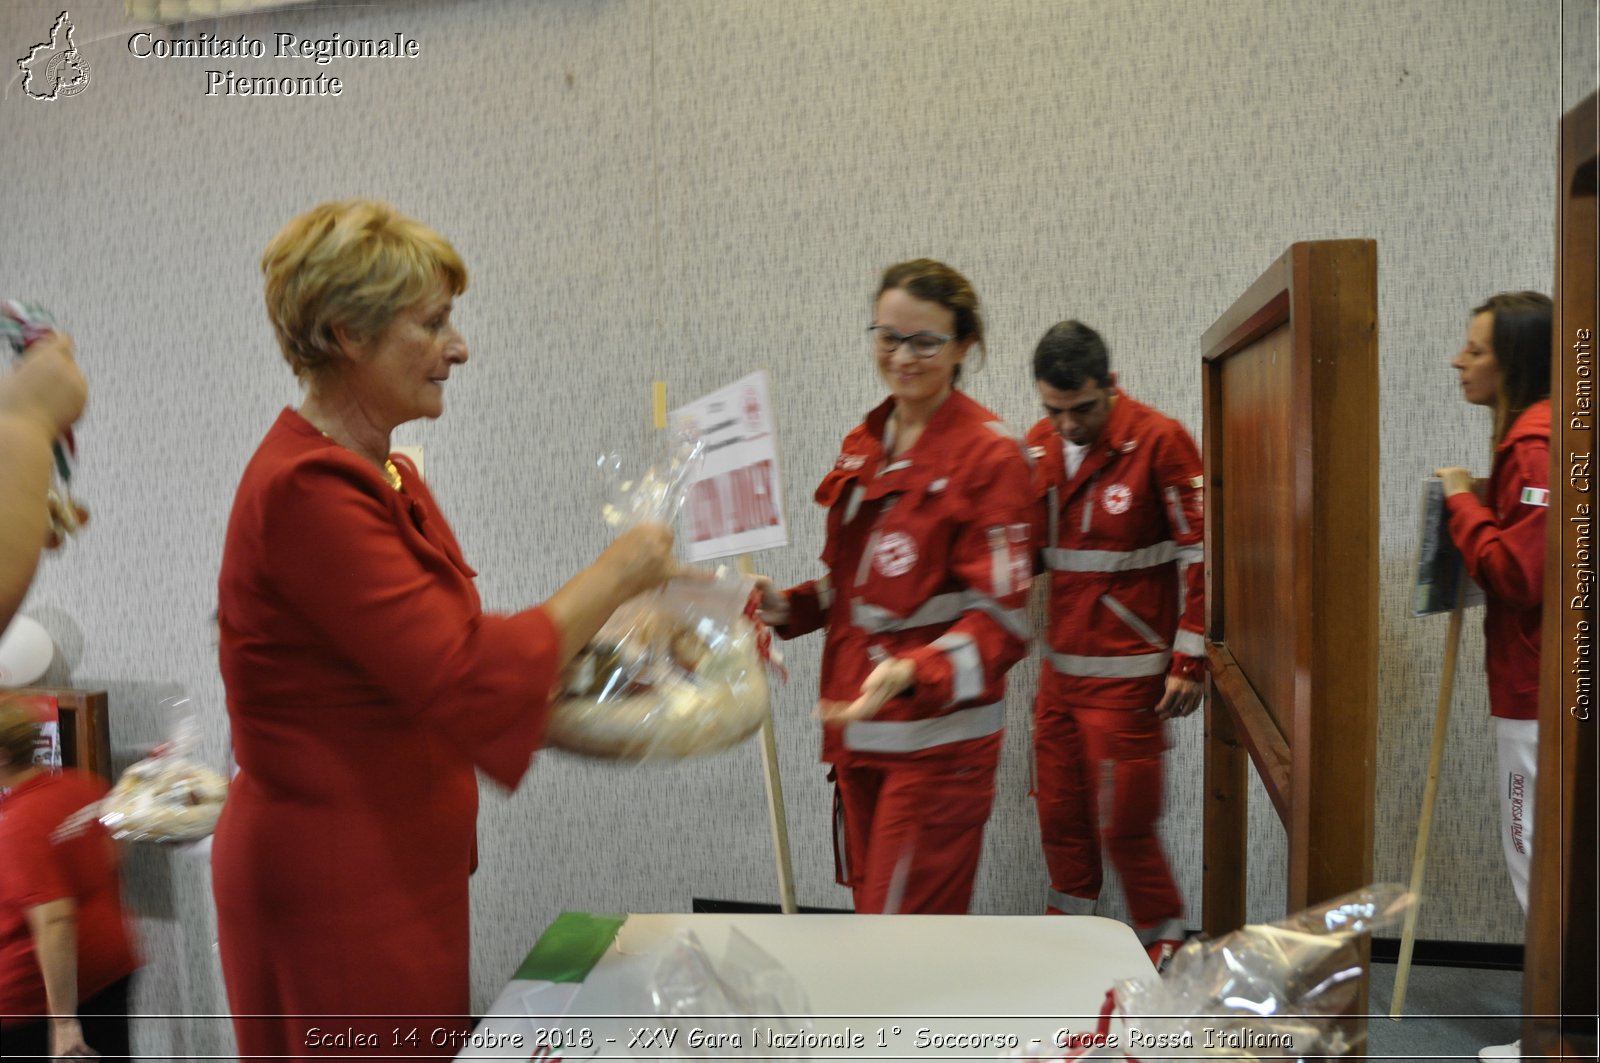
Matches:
[832,742,999,914]
[1033,701,1182,941]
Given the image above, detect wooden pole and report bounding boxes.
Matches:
[1390,587,1467,1018]
[735,554,799,913]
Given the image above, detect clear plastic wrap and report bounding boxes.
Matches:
[547,430,776,760]
[548,570,771,759]
[98,702,228,843]
[648,927,812,1059]
[1016,885,1415,1061]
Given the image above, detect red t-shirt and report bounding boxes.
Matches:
[0,769,137,1025]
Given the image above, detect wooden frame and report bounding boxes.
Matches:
[1200,240,1380,932]
[1523,89,1597,1061]
[9,687,112,781]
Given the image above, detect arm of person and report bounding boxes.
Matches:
[256,457,673,787]
[824,442,1035,721]
[24,898,95,1059]
[1153,425,1207,720]
[1437,448,1548,610]
[0,334,86,630]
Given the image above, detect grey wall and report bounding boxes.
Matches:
[1,0,1594,1056]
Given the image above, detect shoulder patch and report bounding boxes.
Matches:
[1520,486,1549,507]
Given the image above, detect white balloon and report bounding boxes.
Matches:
[0,616,54,688]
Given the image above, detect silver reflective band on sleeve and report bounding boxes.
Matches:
[851,592,1029,640]
[1042,540,1177,572]
[1046,888,1098,916]
[989,525,1011,598]
[1173,628,1206,657]
[843,701,1005,753]
[1100,593,1167,650]
[1049,650,1171,678]
[816,574,834,612]
[932,631,983,703]
[1165,486,1190,536]
[1175,543,1203,563]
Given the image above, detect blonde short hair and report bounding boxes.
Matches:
[0,698,42,766]
[262,200,468,378]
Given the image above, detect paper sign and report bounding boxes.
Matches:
[671,371,788,562]
[1412,477,1484,616]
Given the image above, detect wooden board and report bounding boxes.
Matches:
[1523,88,1598,1062]
[1200,241,1379,925]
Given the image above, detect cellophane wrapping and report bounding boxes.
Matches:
[547,431,774,761]
[98,705,228,842]
[1016,884,1416,1061]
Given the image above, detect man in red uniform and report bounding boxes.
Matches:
[1026,320,1204,968]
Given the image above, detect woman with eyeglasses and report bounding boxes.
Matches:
[1434,290,1552,1063]
[757,259,1034,913]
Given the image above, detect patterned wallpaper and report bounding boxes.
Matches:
[1,0,1592,1055]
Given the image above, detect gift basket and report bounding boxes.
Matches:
[547,432,777,761]
[98,703,228,843]
[1021,884,1415,1061]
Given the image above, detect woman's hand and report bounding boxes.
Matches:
[749,574,790,625]
[596,522,676,601]
[1434,466,1477,498]
[0,332,86,439]
[50,1015,97,1059]
[816,658,916,722]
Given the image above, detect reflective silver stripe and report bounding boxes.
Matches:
[1165,485,1190,535]
[1046,888,1097,916]
[882,459,912,473]
[816,574,834,612]
[843,484,866,525]
[1174,543,1203,563]
[843,701,1005,753]
[1050,650,1171,678]
[933,631,983,703]
[989,525,1011,598]
[1101,593,1167,650]
[855,528,882,585]
[1173,628,1206,657]
[851,592,1029,641]
[1042,540,1177,572]
[853,593,964,632]
[1082,475,1096,532]
[1136,918,1186,946]
[866,644,889,664]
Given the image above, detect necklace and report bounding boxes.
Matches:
[302,410,401,492]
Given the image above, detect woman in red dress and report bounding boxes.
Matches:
[214,200,674,1061]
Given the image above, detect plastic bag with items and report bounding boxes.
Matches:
[98,702,228,843]
[1018,884,1415,1061]
[648,927,813,1059]
[547,431,776,761]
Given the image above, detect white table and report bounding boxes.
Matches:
[458,913,1154,1060]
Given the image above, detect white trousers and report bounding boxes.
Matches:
[1494,717,1538,913]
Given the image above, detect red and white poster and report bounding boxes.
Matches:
[672,371,789,563]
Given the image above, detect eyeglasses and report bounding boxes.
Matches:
[867,325,952,360]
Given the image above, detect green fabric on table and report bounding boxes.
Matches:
[512,912,628,983]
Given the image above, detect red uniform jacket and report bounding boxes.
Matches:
[214,409,561,1059]
[0,770,136,1025]
[1446,400,1550,721]
[1028,392,1206,711]
[777,391,1034,764]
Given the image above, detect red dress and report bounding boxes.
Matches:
[214,409,560,1061]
